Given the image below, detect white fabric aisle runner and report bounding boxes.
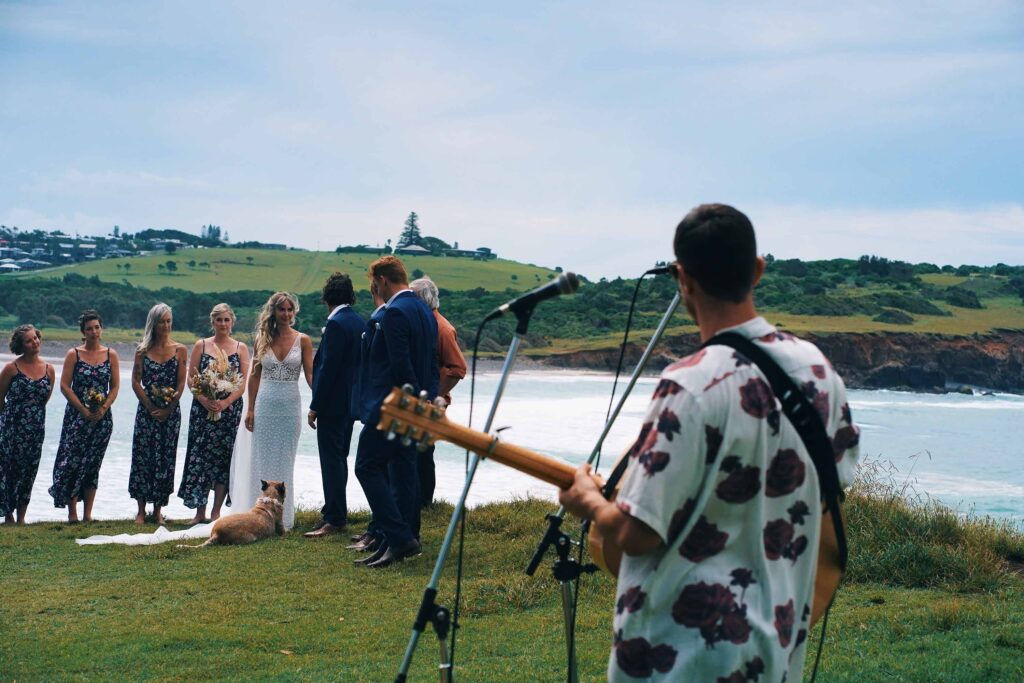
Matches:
[76,522,215,546]
[78,399,253,546]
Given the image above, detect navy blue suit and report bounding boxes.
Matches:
[310,305,365,527]
[355,290,438,548]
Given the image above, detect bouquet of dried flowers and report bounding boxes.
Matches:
[148,385,177,409]
[83,387,106,413]
[189,346,242,421]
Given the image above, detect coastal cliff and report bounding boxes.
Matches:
[539,330,1024,393]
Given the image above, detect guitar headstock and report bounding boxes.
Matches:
[377,385,448,451]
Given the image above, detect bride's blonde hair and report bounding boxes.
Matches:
[253,292,299,365]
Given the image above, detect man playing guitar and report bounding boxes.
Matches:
[560,204,861,682]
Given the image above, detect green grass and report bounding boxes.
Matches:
[15,248,557,294]
[2,481,1022,682]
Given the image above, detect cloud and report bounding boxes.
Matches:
[24,169,212,195]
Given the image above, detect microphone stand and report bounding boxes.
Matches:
[524,292,681,683]
[394,310,532,683]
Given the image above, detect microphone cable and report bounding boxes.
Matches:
[567,265,670,682]
[601,265,671,470]
[447,315,488,676]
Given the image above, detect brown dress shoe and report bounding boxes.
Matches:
[347,535,381,552]
[304,522,345,538]
[345,534,369,549]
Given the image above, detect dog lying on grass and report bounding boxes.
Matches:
[179,480,286,547]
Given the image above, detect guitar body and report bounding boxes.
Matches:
[377,386,841,627]
[587,514,621,576]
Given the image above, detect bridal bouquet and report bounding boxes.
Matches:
[190,346,242,422]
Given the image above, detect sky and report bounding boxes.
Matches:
[1,1,1022,278]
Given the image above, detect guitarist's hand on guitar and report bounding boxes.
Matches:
[558,463,606,521]
[562,463,664,562]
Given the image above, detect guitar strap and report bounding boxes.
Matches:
[703,332,848,573]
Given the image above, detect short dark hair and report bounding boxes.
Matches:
[368,255,409,285]
[9,325,39,354]
[673,204,758,303]
[321,272,355,307]
[79,309,102,333]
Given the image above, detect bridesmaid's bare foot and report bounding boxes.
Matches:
[187,516,204,525]
[68,514,80,524]
[209,512,221,522]
[154,513,166,526]
[83,516,94,523]
[134,513,146,525]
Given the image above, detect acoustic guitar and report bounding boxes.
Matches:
[377,386,841,626]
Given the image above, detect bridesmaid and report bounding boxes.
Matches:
[0,325,55,524]
[49,310,120,522]
[177,303,250,524]
[128,303,187,525]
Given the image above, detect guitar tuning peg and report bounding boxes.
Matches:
[386,420,401,441]
[419,389,428,401]
[402,383,415,394]
[400,434,413,447]
[416,435,432,452]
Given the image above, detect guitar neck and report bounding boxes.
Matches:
[446,428,577,489]
[378,387,577,489]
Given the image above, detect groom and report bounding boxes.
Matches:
[305,272,365,537]
[354,256,438,568]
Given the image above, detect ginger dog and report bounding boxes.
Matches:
[180,480,286,547]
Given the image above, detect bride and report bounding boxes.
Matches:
[234,291,313,530]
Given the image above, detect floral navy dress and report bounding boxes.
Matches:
[49,350,114,507]
[128,354,181,506]
[177,342,244,509]
[0,364,51,517]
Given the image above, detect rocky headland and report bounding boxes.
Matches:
[538,329,1024,394]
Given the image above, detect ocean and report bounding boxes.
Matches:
[11,361,1024,529]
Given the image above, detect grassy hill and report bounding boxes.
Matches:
[14,248,557,294]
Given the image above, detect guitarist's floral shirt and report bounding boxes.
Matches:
[611,317,860,682]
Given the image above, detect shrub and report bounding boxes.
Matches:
[870,292,949,316]
[944,287,983,309]
[873,309,914,325]
[844,459,1024,592]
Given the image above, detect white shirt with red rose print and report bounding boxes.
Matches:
[608,316,860,683]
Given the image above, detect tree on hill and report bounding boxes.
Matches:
[165,260,178,273]
[421,236,451,254]
[398,212,421,247]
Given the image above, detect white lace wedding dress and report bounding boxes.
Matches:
[232,335,303,530]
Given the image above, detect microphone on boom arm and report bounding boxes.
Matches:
[644,264,675,277]
[483,271,580,324]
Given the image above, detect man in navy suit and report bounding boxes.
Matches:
[353,256,438,568]
[305,272,365,538]
[347,282,388,555]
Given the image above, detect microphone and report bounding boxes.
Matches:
[484,271,580,322]
[644,265,674,276]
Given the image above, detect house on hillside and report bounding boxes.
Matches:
[443,246,497,260]
[394,244,432,256]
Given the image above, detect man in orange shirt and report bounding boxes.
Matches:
[411,276,467,507]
